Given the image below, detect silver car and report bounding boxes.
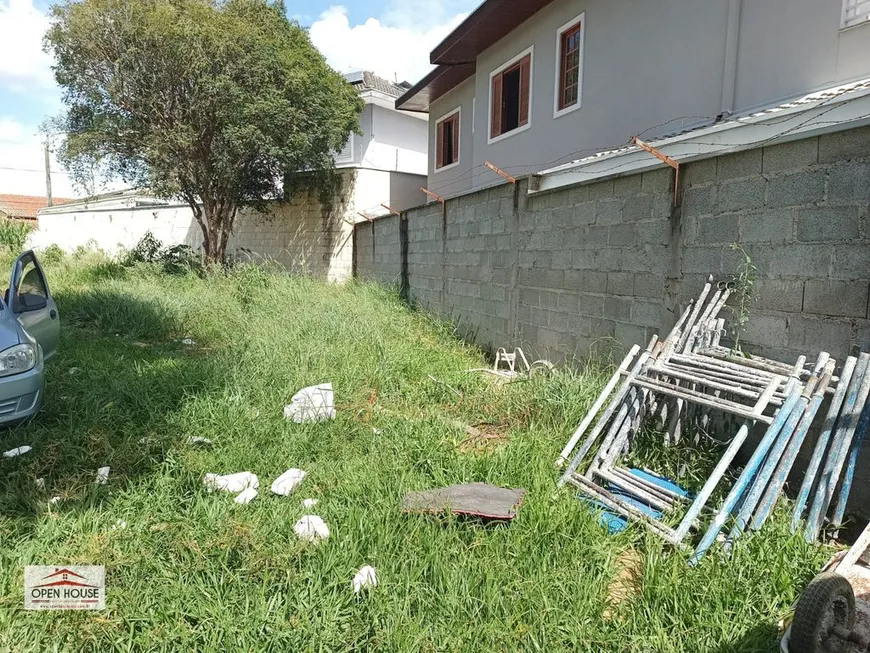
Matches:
[0,251,59,425]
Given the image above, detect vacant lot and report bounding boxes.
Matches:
[0,251,829,651]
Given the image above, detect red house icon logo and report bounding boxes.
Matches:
[32,568,99,590]
[25,565,105,610]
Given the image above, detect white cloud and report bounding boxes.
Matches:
[0,117,81,198]
[0,0,54,88]
[309,4,469,85]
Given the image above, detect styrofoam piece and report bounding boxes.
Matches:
[352,565,378,594]
[294,515,330,543]
[203,472,259,493]
[271,469,307,496]
[96,466,110,484]
[3,445,32,458]
[283,383,335,423]
[234,487,258,505]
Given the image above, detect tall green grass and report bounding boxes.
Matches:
[0,218,33,253]
[0,253,830,652]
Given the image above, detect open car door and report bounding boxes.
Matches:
[8,251,59,360]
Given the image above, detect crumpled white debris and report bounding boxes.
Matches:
[271,469,307,496]
[49,496,62,505]
[302,498,318,509]
[3,445,31,458]
[112,519,127,530]
[372,428,383,435]
[234,487,258,505]
[294,515,330,543]
[188,436,213,446]
[181,338,196,346]
[35,477,45,490]
[68,367,81,376]
[352,566,378,594]
[283,383,335,423]
[96,466,111,484]
[203,472,259,494]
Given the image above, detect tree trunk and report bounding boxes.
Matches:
[194,199,236,266]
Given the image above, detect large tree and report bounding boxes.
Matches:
[45,0,362,264]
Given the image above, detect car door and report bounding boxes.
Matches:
[8,251,60,360]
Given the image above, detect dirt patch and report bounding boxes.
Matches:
[602,548,643,620]
[458,423,510,454]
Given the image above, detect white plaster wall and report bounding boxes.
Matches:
[32,205,200,254]
[30,167,425,282]
[361,105,428,175]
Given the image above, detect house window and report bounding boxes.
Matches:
[436,108,460,171]
[555,14,584,117]
[490,47,533,142]
[842,0,870,28]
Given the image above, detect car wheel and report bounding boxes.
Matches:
[790,572,855,653]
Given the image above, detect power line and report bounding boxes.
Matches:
[0,165,71,176]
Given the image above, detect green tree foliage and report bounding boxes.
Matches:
[45,0,362,263]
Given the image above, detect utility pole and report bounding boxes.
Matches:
[44,141,53,207]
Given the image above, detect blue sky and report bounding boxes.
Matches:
[0,0,478,196]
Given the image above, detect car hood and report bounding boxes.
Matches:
[0,310,23,350]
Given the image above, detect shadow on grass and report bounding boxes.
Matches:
[0,287,221,529]
[712,623,782,653]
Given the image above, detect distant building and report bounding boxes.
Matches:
[0,194,74,221]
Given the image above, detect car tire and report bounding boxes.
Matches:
[790,572,855,653]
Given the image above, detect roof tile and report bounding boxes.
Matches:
[0,194,75,220]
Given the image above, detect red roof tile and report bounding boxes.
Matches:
[0,194,75,220]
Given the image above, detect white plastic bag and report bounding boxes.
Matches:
[283,384,335,423]
[271,469,307,496]
[96,466,111,484]
[294,515,330,543]
[203,472,259,493]
[234,487,258,505]
[352,566,378,594]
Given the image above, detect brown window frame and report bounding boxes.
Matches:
[558,22,582,111]
[435,109,460,170]
[489,49,532,141]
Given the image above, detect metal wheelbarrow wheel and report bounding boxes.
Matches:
[791,572,856,653]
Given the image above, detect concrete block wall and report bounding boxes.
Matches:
[356,126,870,365]
[355,222,375,280]
[439,184,516,348]
[678,126,870,363]
[232,177,354,283]
[517,170,674,360]
[406,202,445,313]
[371,214,401,286]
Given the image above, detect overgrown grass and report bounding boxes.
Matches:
[0,253,830,651]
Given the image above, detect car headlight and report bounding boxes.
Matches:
[0,344,36,377]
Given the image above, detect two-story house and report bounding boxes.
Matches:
[397,0,870,197]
